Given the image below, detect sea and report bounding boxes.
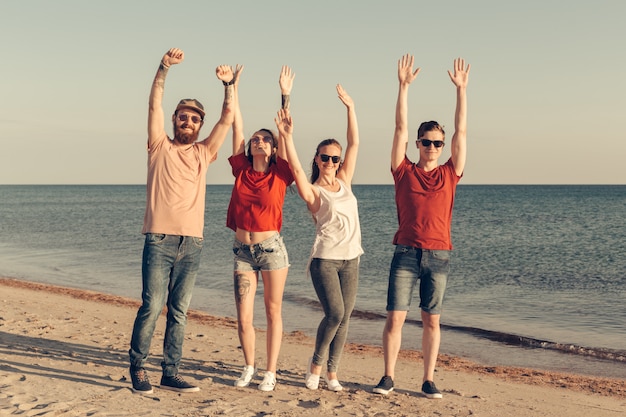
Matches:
[0,184,624,379]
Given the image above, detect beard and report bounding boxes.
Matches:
[173,125,200,145]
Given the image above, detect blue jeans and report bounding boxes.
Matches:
[309,257,359,373]
[386,246,450,314]
[129,234,203,376]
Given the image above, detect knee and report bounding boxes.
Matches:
[325,308,345,328]
[421,312,440,331]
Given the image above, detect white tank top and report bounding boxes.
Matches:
[310,179,363,260]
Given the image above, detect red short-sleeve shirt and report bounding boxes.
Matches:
[226,153,294,232]
[392,156,462,250]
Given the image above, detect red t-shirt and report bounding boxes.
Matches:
[392,156,462,250]
[226,153,294,232]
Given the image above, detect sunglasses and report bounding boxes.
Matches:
[177,113,203,124]
[319,154,341,163]
[250,136,273,144]
[419,139,445,148]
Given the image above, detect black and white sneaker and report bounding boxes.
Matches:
[130,366,153,394]
[421,380,443,399]
[160,374,200,393]
[372,376,394,395]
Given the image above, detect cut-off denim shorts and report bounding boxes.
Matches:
[233,233,290,272]
[386,245,450,315]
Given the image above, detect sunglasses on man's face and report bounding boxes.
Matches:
[177,113,203,124]
[319,154,341,163]
[418,139,445,148]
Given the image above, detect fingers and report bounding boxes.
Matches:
[280,65,295,84]
[166,48,184,59]
[274,108,292,130]
[398,53,414,69]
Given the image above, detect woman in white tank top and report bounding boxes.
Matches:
[276,83,362,392]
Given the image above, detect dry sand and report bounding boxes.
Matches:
[0,277,624,416]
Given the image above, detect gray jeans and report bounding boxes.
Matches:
[309,257,359,373]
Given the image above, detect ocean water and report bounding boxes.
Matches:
[0,184,624,379]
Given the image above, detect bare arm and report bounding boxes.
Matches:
[148,48,184,146]
[447,58,470,176]
[275,108,320,212]
[276,66,295,161]
[230,65,246,156]
[391,54,421,172]
[335,84,359,185]
[199,65,239,158]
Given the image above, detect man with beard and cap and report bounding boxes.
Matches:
[128,47,241,394]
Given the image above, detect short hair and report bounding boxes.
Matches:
[417,121,445,139]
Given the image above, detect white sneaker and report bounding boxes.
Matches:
[325,376,343,392]
[258,371,276,392]
[305,357,320,390]
[234,365,255,387]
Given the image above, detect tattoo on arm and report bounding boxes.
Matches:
[281,94,290,110]
[234,273,251,304]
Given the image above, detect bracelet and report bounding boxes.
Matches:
[160,60,170,69]
[222,79,235,86]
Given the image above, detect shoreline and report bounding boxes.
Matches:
[1,276,625,416]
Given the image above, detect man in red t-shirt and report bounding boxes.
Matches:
[373,55,471,399]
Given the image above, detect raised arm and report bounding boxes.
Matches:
[391,54,420,172]
[275,108,320,212]
[447,58,470,176]
[229,65,246,156]
[335,84,359,184]
[148,48,184,146]
[276,66,295,161]
[198,65,238,158]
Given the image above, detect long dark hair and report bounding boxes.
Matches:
[310,138,343,183]
[246,128,278,165]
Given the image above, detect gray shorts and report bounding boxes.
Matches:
[386,245,450,314]
[233,233,290,272]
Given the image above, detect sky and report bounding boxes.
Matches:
[1,0,625,185]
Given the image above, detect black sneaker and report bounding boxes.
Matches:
[160,374,200,393]
[130,367,153,394]
[421,380,442,399]
[372,376,394,395]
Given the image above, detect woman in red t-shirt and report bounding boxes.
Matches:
[227,66,295,392]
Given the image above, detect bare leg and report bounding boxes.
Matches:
[382,310,408,378]
[421,310,441,382]
[261,268,288,373]
[234,271,258,367]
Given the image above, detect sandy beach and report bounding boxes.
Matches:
[0,277,624,416]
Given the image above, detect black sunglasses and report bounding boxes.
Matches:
[419,139,445,148]
[319,154,341,163]
[177,113,203,124]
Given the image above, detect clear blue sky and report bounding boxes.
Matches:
[2,0,625,184]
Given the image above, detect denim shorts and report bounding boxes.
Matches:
[386,245,450,314]
[233,233,290,272]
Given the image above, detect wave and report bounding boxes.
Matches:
[286,294,626,364]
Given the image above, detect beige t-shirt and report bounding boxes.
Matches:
[142,133,213,238]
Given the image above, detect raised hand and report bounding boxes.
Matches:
[336,84,354,109]
[279,66,295,95]
[162,48,184,67]
[215,65,235,83]
[274,108,293,136]
[233,64,244,85]
[397,53,420,85]
[448,57,470,88]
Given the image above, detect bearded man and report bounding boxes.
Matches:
[128,48,240,394]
